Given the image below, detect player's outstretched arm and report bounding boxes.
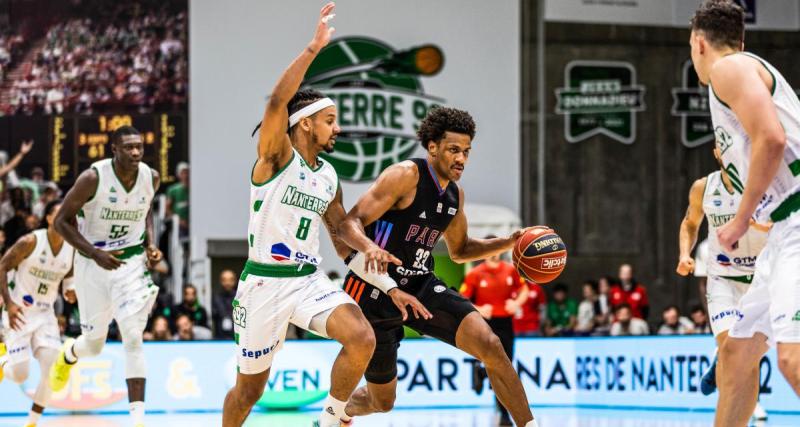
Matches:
[338,162,415,273]
[443,187,521,263]
[55,169,122,270]
[712,56,786,251]
[0,233,36,330]
[0,139,33,178]
[322,185,354,260]
[253,2,336,184]
[677,177,706,276]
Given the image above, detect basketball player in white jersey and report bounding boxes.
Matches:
[0,200,75,427]
[48,125,162,427]
[689,1,800,425]
[222,4,421,427]
[676,145,769,421]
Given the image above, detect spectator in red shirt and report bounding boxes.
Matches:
[609,264,650,320]
[460,249,528,426]
[513,281,546,337]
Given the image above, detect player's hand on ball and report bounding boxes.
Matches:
[364,245,401,274]
[510,225,552,244]
[91,249,124,270]
[717,217,748,252]
[146,245,163,269]
[387,288,432,321]
[309,2,335,52]
[63,289,77,304]
[6,301,26,330]
[676,255,695,276]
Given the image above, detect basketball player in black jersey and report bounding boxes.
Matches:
[337,107,538,427]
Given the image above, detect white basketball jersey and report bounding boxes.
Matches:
[709,52,800,223]
[9,229,74,312]
[248,150,338,266]
[703,171,768,276]
[78,159,155,251]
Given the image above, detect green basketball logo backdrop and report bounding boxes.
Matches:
[304,37,445,182]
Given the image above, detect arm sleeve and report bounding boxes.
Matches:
[346,251,398,294]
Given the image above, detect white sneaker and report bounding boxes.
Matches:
[752,402,768,421]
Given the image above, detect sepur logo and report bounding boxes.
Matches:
[23,350,127,410]
[555,60,646,144]
[303,37,445,182]
[671,59,714,148]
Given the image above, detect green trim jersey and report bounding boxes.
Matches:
[78,159,155,251]
[709,52,800,223]
[703,171,768,277]
[9,229,74,312]
[248,149,338,266]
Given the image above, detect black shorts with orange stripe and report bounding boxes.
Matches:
[342,270,476,384]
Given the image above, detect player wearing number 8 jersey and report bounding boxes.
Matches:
[222,4,384,427]
[338,106,540,427]
[49,125,162,427]
[689,1,800,425]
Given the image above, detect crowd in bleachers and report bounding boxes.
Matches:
[2,4,187,116]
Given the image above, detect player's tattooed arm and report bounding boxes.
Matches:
[323,185,353,260]
[676,177,706,276]
[253,2,336,184]
[145,169,163,268]
[0,233,37,329]
[56,169,122,270]
[443,186,515,263]
[338,162,414,272]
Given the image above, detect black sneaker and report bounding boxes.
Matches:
[472,363,487,394]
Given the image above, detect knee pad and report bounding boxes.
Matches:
[364,345,398,385]
[119,314,147,379]
[5,361,30,384]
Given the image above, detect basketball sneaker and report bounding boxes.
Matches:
[49,338,76,392]
[699,352,717,395]
[752,402,768,421]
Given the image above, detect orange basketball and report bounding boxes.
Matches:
[512,227,567,284]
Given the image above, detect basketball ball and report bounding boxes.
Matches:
[512,227,567,284]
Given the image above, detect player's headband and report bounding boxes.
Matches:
[288,97,335,127]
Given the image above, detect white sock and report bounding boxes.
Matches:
[525,419,540,427]
[64,342,77,364]
[27,410,41,426]
[130,401,145,425]
[319,394,350,426]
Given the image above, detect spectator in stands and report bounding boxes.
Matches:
[544,283,577,337]
[166,162,189,235]
[576,280,603,336]
[597,276,612,319]
[3,188,32,246]
[144,316,172,342]
[690,305,712,334]
[173,313,212,341]
[0,140,33,182]
[658,305,695,335]
[172,284,209,329]
[32,183,60,219]
[212,269,237,340]
[610,304,649,336]
[460,250,528,426]
[513,280,547,337]
[610,264,650,320]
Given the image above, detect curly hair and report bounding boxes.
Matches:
[416,106,476,149]
[691,0,745,50]
[287,88,326,117]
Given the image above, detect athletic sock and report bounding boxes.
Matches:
[130,401,145,425]
[318,394,350,426]
[26,409,41,426]
[525,419,540,427]
[64,342,77,364]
